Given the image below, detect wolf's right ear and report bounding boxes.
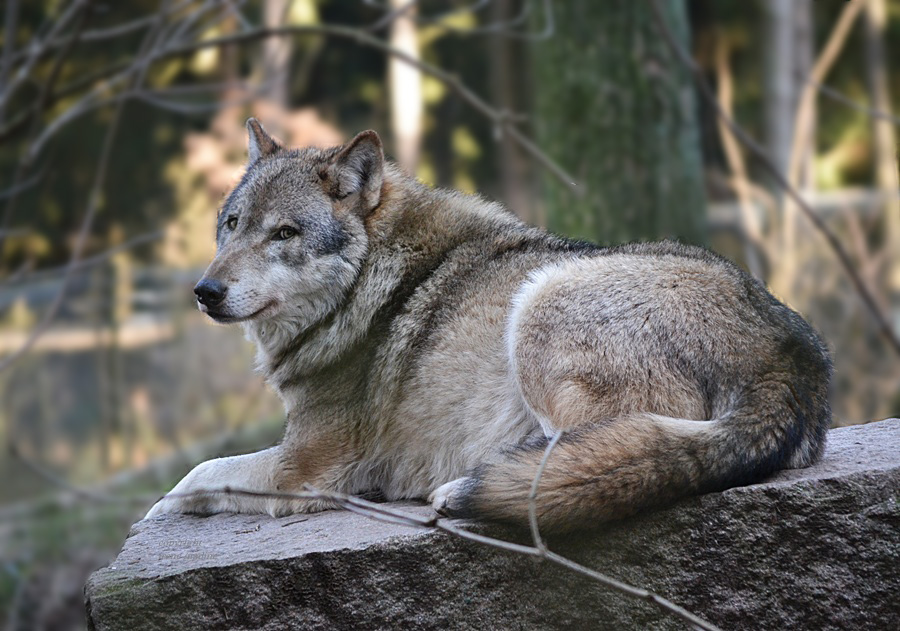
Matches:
[246,118,281,163]
[324,130,384,215]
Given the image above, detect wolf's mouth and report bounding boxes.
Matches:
[201,300,278,323]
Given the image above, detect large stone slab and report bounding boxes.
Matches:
[86,419,900,630]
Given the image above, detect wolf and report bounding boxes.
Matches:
[145,120,832,531]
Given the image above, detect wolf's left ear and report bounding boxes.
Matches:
[325,130,384,214]
[246,118,281,163]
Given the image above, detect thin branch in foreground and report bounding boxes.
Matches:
[0,0,222,144]
[366,0,420,33]
[524,432,721,631]
[528,429,563,553]
[0,0,86,115]
[0,0,20,124]
[185,486,720,631]
[647,0,900,357]
[6,449,719,631]
[143,484,722,630]
[427,0,555,41]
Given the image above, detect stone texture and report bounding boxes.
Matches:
[86,419,900,630]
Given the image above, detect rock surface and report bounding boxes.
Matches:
[86,419,900,630]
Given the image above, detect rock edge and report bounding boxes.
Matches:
[86,419,900,630]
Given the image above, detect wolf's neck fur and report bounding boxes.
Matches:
[240,242,362,403]
[243,166,522,410]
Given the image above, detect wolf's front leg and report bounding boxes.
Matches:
[144,446,335,519]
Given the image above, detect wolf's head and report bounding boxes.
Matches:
[193,120,382,332]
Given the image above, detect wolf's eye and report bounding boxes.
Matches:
[274,226,297,241]
[226,216,238,231]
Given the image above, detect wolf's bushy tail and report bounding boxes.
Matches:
[448,372,831,532]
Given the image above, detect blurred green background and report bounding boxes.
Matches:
[1,1,898,628]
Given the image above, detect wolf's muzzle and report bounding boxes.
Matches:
[194,279,227,308]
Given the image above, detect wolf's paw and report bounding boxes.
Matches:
[144,459,233,519]
[144,491,214,519]
[429,477,474,518]
[143,455,279,519]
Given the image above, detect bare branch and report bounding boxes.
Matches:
[366,0,420,33]
[713,33,766,279]
[5,0,197,65]
[1,4,571,194]
[0,0,21,123]
[9,442,117,503]
[528,430,562,553]
[366,0,553,40]
[541,549,721,631]
[0,0,86,111]
[782,1,865,288]
[23,74,272,161]
[814,81,900,126]
[419,0,555,41]
[788,1,864,187]
[168,0,224,48]
[0,121,123,371]
[150,21,583,193]
[0,58,131,144]
[7,452,721,631]
[222,0,254,32]
[0,172,43,201]
[0,0,93,247]
[647,0,900,357]
[0,1,177,372]
[130,85,267,115]
[148,485,722,630]
[4,229,164,285]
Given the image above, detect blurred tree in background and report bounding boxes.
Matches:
[534,0,707,245]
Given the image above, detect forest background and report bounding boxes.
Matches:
[0,1,898,629]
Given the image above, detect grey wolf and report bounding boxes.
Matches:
[145,121,832,531]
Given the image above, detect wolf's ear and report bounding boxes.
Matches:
[246,118,281,163]
[325,130,384,214]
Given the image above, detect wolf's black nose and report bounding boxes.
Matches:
[194,279,227,307]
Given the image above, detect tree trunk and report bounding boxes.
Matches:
[263,0,292,109]
[388,0,423,175]
[863,0,900,293]
[532,0,706,246]
[488,0,535,223]
[763,0,815,191]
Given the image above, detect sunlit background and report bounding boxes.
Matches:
[1,1,898,628]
